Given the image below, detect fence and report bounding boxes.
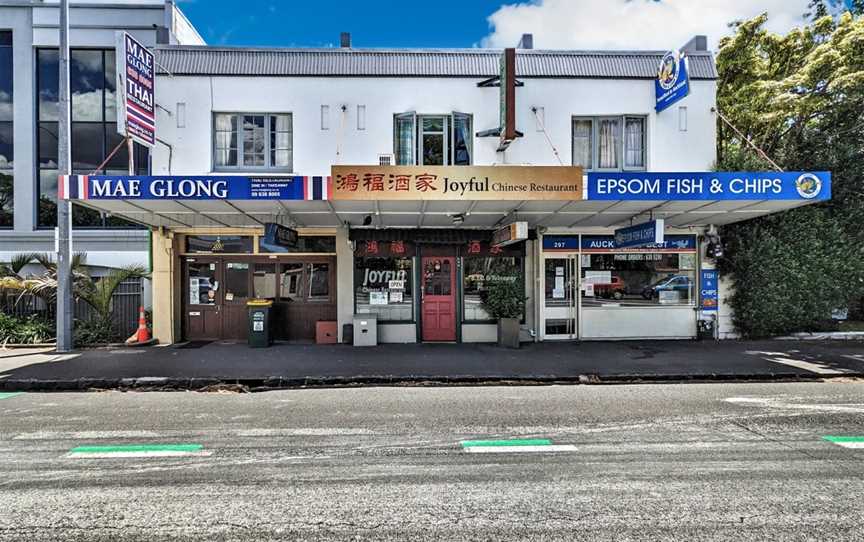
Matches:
[0,278,144,339]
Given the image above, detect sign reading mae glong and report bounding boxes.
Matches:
[115,32,155,148]
[588,172,831,201]
[331,166,582,201]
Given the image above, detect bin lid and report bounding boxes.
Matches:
[247,299,273,307]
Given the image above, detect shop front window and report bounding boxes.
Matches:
[253,263,277,300]
[307,263,330,300]
[580,238,697,307]
[279,263,304,301]
[224,262,249,301]
[464,257,523,321]
[354,256,413,321]
[188,263,216,306]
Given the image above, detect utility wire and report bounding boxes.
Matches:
[715,108,784,172]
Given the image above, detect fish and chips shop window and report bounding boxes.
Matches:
[354,240,415,321]
[462,241,525,322]
[580,235,697,307]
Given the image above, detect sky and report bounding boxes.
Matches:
[177,0,855,51]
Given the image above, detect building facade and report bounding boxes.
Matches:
[0,0,203,280]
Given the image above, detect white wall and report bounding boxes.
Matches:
[154,76,717,175]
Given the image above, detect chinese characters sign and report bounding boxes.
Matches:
[115,32,155,147]
[331,166,583,201]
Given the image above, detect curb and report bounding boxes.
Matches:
[1,371,860,392]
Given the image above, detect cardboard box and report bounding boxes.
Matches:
[316,321,338,344]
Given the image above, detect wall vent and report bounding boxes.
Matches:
[378,154,394,166]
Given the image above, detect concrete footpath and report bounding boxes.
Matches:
[1,340,863,391]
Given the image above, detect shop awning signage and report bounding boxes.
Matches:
[331,166,582,201]
[58,175,331,200]
[581,234,696,253]
[588,172,831,201]
[492,221,528,247]
[614,219,664,248]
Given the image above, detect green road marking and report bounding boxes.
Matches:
[70,444,203,454]
[823,436,864,443]
[0,392,23,400]
[461,439,552,448]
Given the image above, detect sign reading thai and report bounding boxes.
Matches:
[588,172,831,201]
[331,166,582,201]
[614,219,665,249]
[115,32,155,147]
[655,50,690,113]
[58,175,332,201]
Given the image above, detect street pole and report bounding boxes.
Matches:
[56,0,73,352]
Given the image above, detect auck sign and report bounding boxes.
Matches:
[331,166,583,201]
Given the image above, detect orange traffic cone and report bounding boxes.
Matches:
[135,306,150,343]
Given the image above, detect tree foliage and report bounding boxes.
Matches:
[716,10,864,337]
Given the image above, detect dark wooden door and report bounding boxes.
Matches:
[184,258,222,340]
[221,260,251,340]
[421,256,456,341]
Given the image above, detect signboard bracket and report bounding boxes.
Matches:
[476,76,524,88]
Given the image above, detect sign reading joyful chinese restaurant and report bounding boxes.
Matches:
[330,166,583,201]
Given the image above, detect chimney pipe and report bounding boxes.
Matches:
[680,35,708,53]
[340,32,351,48]
[517,33,533,50]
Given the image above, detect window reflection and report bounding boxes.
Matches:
[70,50,104,122]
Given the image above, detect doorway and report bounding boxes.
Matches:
[542,255,579,340]
[421,256,456,341]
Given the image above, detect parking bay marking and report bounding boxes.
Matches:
[67,444,211,458]
[461,439,577,453]
[823,436,864,449]
[0,392,23,400]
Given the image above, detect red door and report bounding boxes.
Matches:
[421,257,456,342]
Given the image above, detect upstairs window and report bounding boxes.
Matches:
[394,112,472,166]
[572,116,646,171]
[214,113,293,171]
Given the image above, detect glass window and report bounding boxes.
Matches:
[420,115,446,166]
[260,235,336,254]
[394,113,415,165]
[423,258,452,296]
[185,235,253,254]
[0,170,12,228]
[598,118,620,169]
[572,119,592,170]
[224,262,249,300]
[72,122,105,171]
[270,114,292,169]
[279,263,304,301]
[38,122,58,169]
[0,32,12,122]
[452,113,472,165]
[38,169,58,227]
[354,256,413,321]
[0,121,11,169]
[38,49,59,121]
[188,263,216,305]
[307,263,330,300]
[104,50,116,121]
[581,250,696,307]
[213,113,292,170]
[544,258,574,306]
[70,50,104,122]
[394,113,471,166]
[252,263,276,300]
[624,117,645,169]
[464,257,523,321]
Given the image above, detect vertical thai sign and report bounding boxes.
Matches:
[115,32,155,147]
[499,48,517,149]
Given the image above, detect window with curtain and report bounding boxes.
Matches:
[572,118,592,170]
[213,113,292,171]
[393,112,472,165]
[572,115,646,172]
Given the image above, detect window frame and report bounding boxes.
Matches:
[571,114,648,172]
[462,255,526,324]
[212,112,293,172]
[353,255,416,323]
[393,112,473,166]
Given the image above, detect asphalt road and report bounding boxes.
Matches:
[1,382,864,541]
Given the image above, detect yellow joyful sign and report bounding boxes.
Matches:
[331,166,583,201]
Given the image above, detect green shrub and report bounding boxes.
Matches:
[73,318,118,346]
[481,278,527,320]
[0,313,55,344]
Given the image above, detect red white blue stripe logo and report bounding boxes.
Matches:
[58,175,89,201]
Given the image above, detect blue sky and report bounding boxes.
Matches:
[179,0,508,47]
[177,0,856,50]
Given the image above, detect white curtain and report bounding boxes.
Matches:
[598,119,619,169]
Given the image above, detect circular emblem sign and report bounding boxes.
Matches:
[658,52,680,91]
[795,173,822,199]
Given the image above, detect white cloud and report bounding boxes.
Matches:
[481,0,815,52]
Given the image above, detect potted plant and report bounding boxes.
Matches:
[482,277,527,349]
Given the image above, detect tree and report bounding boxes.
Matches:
[715,11,864,336]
